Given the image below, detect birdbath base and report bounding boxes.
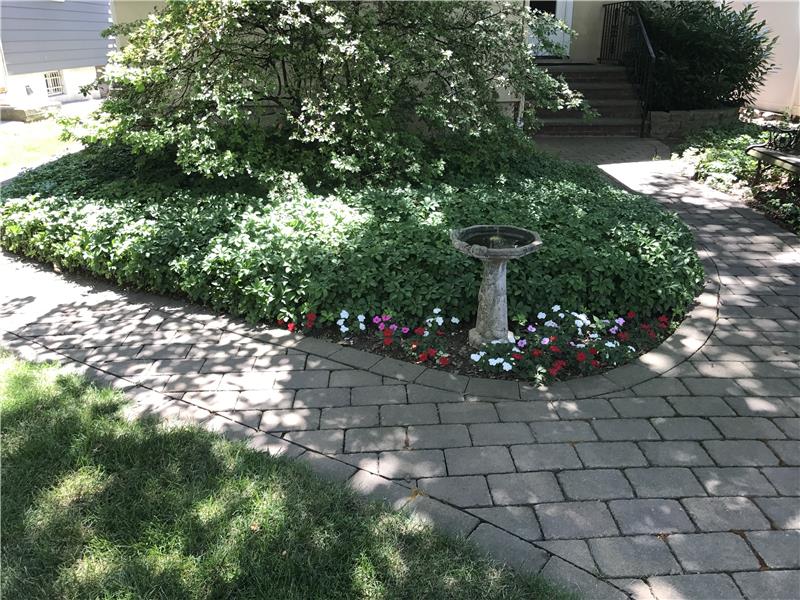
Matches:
[468,258,515,347]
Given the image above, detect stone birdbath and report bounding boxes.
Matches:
[451,225,542,348]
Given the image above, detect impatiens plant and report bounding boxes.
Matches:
[75,0,583,185]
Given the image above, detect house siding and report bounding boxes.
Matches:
[0,0,113,75]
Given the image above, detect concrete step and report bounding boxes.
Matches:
[538,99,641,119]
[568,81,640,101]
[537,117,642,136]
[544,64,629,83]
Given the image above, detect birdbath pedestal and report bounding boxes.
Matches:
[451,225,542,348]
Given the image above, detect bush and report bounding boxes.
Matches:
[640,1,776,111]
[676,123,800,233]
[0,145,703,325]
[76,0,582,186]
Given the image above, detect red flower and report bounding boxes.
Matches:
[657,321,668,329]
[589,348,598,356]
[548,366,560,376]
[383,328,393,337]
[512,353,523,360]
[287,322,296,332]
[648,331,657,339]
[418,352,428,362]
[531,349,543,358]
[277,319,285,326]
[640,323,651,331]
[550,335,557,342]
[438,356,450,366]
[591,359,600,368]
[413,326,426,336]
[627,311,636,319]
[657,314,669,323]
[576,351,587,362]
[436,329,445,337]
[550,345,561,353]
[427,347,437,358]
[618,331,630,341]
[306,312,317,321]
[383,338,393,346]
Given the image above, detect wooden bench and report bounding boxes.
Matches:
[746,124,800,180]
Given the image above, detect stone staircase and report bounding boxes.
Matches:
[536,64,642,136]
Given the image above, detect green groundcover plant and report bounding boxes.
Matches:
[72,0,583,186]
[676,122,799,233]
[0,142,703,328]
[0,354,574,599]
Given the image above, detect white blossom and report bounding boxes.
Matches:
[340,310,349,319]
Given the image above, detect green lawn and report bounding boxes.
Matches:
[0,354,574,600]
[0,118,77,177]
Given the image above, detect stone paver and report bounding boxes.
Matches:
[4,149,800,598]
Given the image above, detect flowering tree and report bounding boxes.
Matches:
[83,0,580,184]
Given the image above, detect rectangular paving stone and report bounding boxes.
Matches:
[438,402,498,424]
[639,441,715,467]
[320,405,378,429]
[381,403,439,426]
[137,344,192,359]
[593,419,660,441]
[746,530,800,568]
[272,370,330,389]
[165,373,224,392]
[495,401,559,422]
[413,369,469,394]
[704,440,780,466]
[347,470,413,510]
[537,539,597,573]
[609,499,694,534]
[218,371,275,391]
[774,417,800,439]
[552,399,617,420]
[682,496,770,531]
[403,495,480,537]
[345,427,406,452]
[407,424,471,449]
[487,471,564,505]
[753,497,800,529]
[333,452,378,473]
[284,429,344,454]
[590,536,681,578]
[182,390,239,411]
[213,410,262,430]
[625,467,706,498]
[761,467,800,495]
[541,557,628,600]
[725,396,795,417]
[537,501,619,540]
[733,571,800,600]
[649,575,743,600]
[468,523,549,575]
[253,354,307,371]
[445,446,514,476]
[681,378,747,396]
[651,417,721,440]
[668,532,759,572]
[511,443,582,471]
[632,378,690,397]
[735,377,800,396]
[294,387,350,408]
[467,505,542,542]
[260,408,320,432]
[406,384,463,404]
[198,355,256,373]
[418,475,492,507]
[667,396,734,416]
[328,347,382,369]
[370,357,426,382]
[329,370,383,388]
[690,360,754,379]
[148,358,206,375]
[610,397,675,418]
[465,378,519,399]
[768,440,800,465]
[558,469,633,500]
[694,467,777,496]
[469,422,533,446]
[529,421,597,442]
[711,416,786,439]
[378,450,446,479]
[351,385,407,406]
[575,442,647,468]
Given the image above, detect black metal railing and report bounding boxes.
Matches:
[599,1,655,136]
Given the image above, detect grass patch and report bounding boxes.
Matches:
[0,354,574,599]
[0,117,76,176]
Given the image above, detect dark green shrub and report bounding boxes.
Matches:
[1,146,703,324]
[640,1,776,111]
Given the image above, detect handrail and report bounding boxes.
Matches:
[599,1,655,136]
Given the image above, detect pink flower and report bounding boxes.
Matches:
[382,314,391,322]
[401,326,410,334]
[389,323,398,331]
[378,322,385,331]
[372,316,381,324]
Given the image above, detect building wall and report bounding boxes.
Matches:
[568,1,604,63]
[0,0,113,75]
[4,66,101,105]
[732,0,800,116]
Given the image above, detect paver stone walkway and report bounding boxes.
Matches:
[2,151,799,600]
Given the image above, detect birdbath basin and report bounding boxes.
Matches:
[451,225,542,348]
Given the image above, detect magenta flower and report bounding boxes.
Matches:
[389,323,398,331]
[382,314,391,322]
[401,326,410,334]
[372,316,381,324]
[517,339,527,348]
[378,322,385,331]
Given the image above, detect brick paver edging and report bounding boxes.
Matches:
[1,331,631,600]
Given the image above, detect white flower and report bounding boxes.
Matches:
[628,345,636,352]
[357,314,365,322]
[488,357,503,366]
[425,318,433,326]
[336,318,345,326]
[502,362,513,372]
[589,333,599,339]
[422,330,430,337]
[433,307,442,314]
[451,316,460,324]
[558,312,565,319]
[340,325,349,333]
[537,312,546,319]
[605,340,620,348]
[470,352,484,361]
[575,319,585,328]
[575,343,586,348]
[552,304,561,311]
[359,323,366,331]
[340,310,349,319]
[544,320,558,328]
[435,316,444,326]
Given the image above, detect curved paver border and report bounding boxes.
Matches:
[1,331,632,600]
